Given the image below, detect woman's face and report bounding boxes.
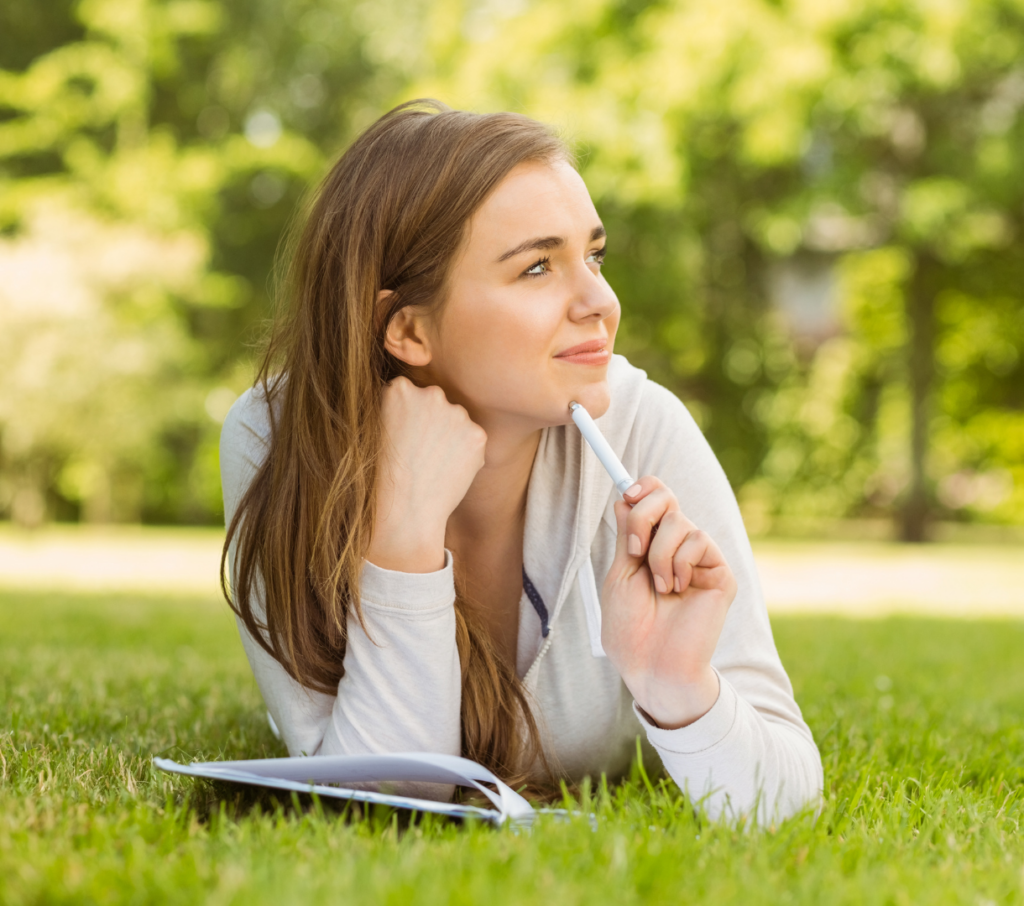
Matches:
[420,159,620,428]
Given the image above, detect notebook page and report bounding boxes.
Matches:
[153,752,535,826]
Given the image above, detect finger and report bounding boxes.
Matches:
[613,497,629,544]
[621,475,663,505]
[609,500,643,580]
[671,529,728,593]
[624,486,680,558]
[646,510,696,595]
[688,563,736,592]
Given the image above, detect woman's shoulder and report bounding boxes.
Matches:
[606,360,739,541]
[605,354,703,445]
[602,355,726,501]
[221,384,273,452]
[219,379,284,501]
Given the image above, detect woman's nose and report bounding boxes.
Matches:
[569,264,619,322]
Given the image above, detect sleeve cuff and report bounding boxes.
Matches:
[632,669,739,755]
[359,548,455,611]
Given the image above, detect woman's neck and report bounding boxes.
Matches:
[446,422,541,546]
[443,422,541,667]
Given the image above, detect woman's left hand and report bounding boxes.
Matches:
[600,476,737,730]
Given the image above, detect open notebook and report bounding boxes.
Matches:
[154,752,540,827]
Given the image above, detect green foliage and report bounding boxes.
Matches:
[418,0,1024,529]
[2,587,1024,902]
[0,0,1021,529]
[0,0,399,525]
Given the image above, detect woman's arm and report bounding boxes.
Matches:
[227,549,462,762]
[605,380,823,823]
[220,389,463,776]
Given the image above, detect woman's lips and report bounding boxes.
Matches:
[554,339,610,366]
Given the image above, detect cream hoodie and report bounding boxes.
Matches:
[220,354,823,823]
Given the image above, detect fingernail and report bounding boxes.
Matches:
[654,574,667,594]
[628,534,642,557]
[625,483,643,498]
[674,576,681,593]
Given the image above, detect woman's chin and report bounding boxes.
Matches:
[562,381,611,422]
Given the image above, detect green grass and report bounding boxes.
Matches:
[1,590,1023,905]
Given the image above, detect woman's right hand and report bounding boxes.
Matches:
[365,376,488,573]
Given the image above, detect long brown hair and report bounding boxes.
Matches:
[222,99,568,785]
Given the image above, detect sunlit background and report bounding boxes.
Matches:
[1,0,1022,556]
[5,8,1024,896]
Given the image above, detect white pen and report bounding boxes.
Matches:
[569,401,636,498]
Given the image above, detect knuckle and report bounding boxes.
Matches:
[658,487,680,510]
[633,497,660,524]
[647,486,673,510]
[626,510,646,535]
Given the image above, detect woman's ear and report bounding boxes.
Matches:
[380,290,434,368]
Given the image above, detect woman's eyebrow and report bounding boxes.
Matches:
[498,235,563,262]
[497,224,606,263]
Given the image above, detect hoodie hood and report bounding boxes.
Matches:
[521,354,649,632]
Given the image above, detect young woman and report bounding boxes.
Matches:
[220,99,823,823]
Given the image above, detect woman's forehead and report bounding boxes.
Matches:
[466,160,599,254]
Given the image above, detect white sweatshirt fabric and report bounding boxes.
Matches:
[220,354,823,823]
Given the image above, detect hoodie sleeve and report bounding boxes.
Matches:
[219,390,462,782]
[622,380,823,823]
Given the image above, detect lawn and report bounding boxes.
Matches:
[1,589,1023,905]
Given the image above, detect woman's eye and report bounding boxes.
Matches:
[523,256,551,277]
[522,247,606,278]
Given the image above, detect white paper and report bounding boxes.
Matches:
[153,751,537,826]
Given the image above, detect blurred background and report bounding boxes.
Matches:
[1,0,1022,552]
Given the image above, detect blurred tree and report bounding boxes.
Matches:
[0,0,405,524]
[797,0,1024,539]
[415,0,1024,537]
[2,0,1021,534]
